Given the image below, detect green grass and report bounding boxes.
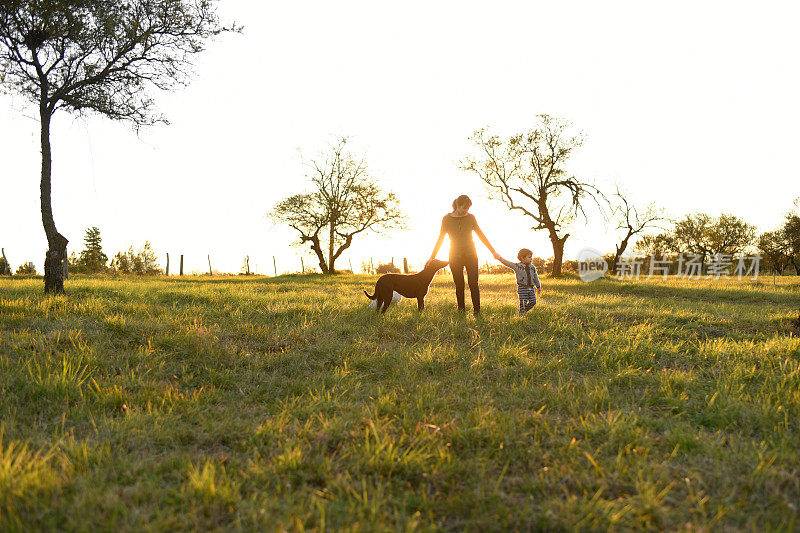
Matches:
[1,273,799,531]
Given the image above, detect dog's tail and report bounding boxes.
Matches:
[363,290,377,300]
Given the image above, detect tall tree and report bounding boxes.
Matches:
[668,213,756,263]
[758,229,791,275]
[462,115,601,275]
[608,187,666,272]
[78,225,107,273]
[634,233,672,258]
[270,137,405,274]
[0,0,235,293]
[782,214,800,275]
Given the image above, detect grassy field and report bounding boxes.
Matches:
[1,273,799,531]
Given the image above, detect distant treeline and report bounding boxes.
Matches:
[3,209,798,278]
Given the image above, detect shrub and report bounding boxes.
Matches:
[16,261,37,275]
[479,263,507,275]
[68,252,87,274]
[375,262,400,274]
[109,242,161,275]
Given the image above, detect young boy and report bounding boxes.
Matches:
[493,248,542,315]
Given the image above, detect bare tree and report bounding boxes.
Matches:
[270,137,405,274]
[0,0,236,293]
[609,187,666,272]
[462,115,601,276]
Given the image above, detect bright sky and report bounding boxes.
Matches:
[2,1,798,274]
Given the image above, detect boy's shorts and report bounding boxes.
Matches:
[517,286,537,314]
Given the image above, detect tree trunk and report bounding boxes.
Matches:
[550,234,568,276]
[310,236,328,274]
[317,255,329,274]
[1,248,9,276]
[329,234,354,274]
[611,234,632,274]
[328,219,335,274]
[611,247,621,275]
[40,109,68,294]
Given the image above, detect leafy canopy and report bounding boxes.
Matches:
[0,0,235,126]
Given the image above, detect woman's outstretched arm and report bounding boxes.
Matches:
[428,218,447,262]
[473,218,499,258]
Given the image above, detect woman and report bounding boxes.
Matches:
[427,195,499,315]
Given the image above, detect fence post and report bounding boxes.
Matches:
[208,255,212,276]
[180,255,184,276]
[165,253,169,276]
[301,256,305,273]
[403,257,409,274]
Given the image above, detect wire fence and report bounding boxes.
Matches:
[0,247,433,277]
[2,247,796,280]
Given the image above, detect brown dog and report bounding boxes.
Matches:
[364,259,449,313]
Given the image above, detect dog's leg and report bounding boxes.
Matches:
[417,296,425,312]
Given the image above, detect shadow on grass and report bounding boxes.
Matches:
[549,277,800,306]
[156,273,370,286]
